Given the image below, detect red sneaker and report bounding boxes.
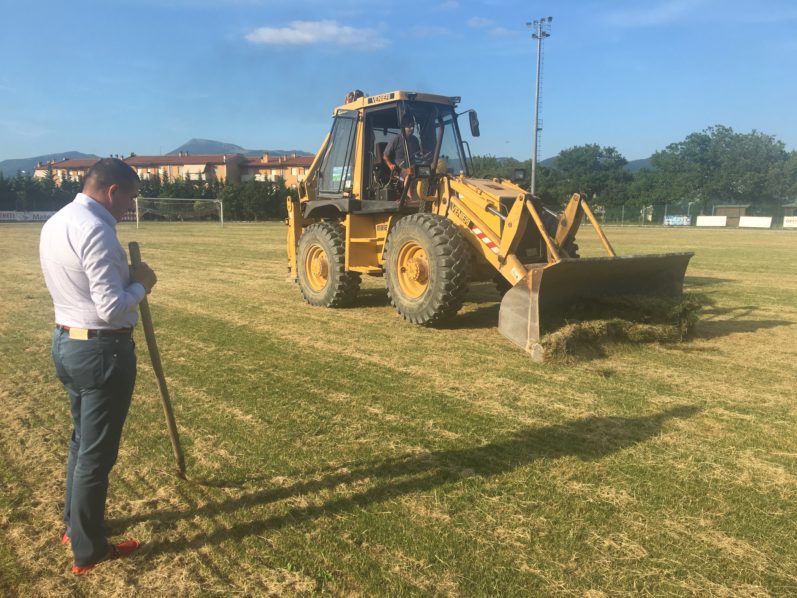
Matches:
[71,539,141,575]
[61,533,70,546]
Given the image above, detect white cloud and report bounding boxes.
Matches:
[245,20,385,48]
[467,17,494,28]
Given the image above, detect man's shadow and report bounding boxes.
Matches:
[116,405,699,557]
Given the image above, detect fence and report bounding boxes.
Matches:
[0,211,56,222]
[598,203,795,228]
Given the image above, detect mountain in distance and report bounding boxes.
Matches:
[0,151,99,178]
[625,157,652,172]
[169,138,313,158]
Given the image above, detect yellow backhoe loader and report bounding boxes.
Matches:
[286,90,692,361]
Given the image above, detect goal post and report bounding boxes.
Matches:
[133,197,224,228]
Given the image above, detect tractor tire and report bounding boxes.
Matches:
[296,222,361,307]
[384,213,471,325]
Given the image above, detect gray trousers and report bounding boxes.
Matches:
[51,328,136,566]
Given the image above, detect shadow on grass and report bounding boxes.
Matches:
[122,405,699,557]
[354,287,391,308]
[695,305,793,339]
[438,303,500,330]
[684,276,734,287]
[696,318,792,338]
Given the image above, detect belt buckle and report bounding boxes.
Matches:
[68,327,90,340]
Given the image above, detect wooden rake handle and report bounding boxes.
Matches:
[129,241,186,479]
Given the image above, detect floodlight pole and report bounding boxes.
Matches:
[527,16,552,196]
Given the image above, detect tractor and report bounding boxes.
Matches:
[286,90,692,361]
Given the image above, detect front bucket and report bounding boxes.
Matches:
[497,252,693,361]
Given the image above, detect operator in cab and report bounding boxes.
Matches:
[383,113,421,183]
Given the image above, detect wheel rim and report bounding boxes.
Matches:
[304,244,329,291]
[396,240,429,299]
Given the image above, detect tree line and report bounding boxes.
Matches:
[3,125,795,221]
[472,125,797,217]
[0,171,294,221]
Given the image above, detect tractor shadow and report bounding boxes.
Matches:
[354,287,392,308]
[440,303,500,330]
[680,280,793,337]
[439,282,501,330]
[122,405,700,557]
[690,304,793,339]
[684,275,735,287]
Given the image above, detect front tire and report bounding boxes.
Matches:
[384,214,470,325]
[296,222,360,307]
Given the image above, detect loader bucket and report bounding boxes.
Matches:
[498,253,694,361]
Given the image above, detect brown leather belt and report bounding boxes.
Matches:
[56,324,133,339]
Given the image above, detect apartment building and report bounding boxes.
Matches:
[33,158,99,185]
[241,153,313,187]
[34,152,311,187]
[125,153,246,183]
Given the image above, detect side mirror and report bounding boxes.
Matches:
[469,111,480,137]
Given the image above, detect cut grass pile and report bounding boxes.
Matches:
[0,222,795,596]
[541,293,706,360]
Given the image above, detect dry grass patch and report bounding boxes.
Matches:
[1,222,796,595]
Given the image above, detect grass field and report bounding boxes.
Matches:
[1,222,796,596]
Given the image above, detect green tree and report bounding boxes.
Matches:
[0,174,14,210]
[650,125,789,211]
[552,144,632,207]
[766,150,797,203]
[217,180,287,221]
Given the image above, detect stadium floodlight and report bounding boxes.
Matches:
[134,197,224,228]
[527,16,552,195]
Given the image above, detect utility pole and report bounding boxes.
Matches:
[527,16,552,196]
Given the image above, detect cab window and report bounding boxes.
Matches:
[318,110,357,196]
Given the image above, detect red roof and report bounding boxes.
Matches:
[42,159,99,169]
[126,154,243,166]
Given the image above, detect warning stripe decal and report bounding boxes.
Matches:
[469,224,500,254]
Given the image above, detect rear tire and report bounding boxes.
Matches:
[384,214,470,325]
[296,222,361,307]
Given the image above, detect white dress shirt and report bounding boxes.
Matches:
[40,193,145,329]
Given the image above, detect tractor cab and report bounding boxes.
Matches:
[301,91,476,217]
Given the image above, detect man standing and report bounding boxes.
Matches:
[40,158,157,575]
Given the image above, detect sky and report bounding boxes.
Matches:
[1,0,796,164]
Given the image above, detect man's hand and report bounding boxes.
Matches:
[131,262,157,294]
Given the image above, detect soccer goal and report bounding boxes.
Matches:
[133,197,224,227]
